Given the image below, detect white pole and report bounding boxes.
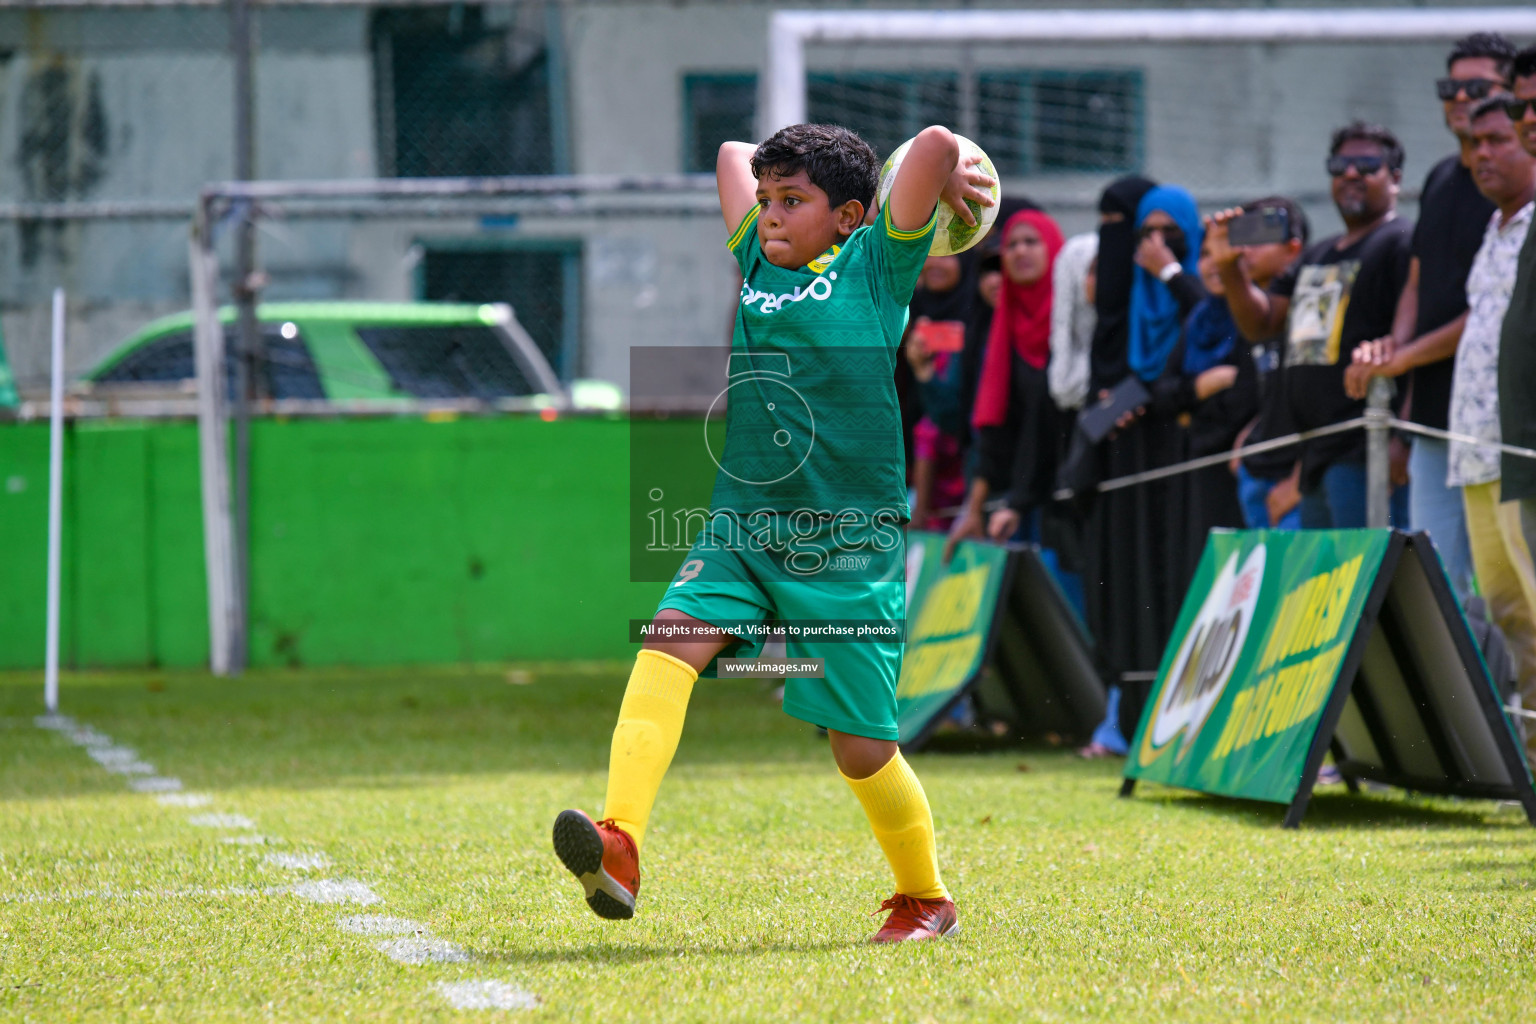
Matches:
[44,287,65,713]
[190,226,234,676]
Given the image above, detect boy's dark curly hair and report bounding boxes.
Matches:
[1329,121,1405,173]
[751,123,881,212]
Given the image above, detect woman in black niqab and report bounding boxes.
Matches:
[1088,175,1156,393]
[1078,174,1196,751]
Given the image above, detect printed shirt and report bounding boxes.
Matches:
[1269,219,1413,490]
[1449,201,1534,488]
[711,202,937,518]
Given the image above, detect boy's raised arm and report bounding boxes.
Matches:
[717,141,759,234]
[886,125,992,234]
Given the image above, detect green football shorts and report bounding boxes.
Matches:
[653,517,906,741]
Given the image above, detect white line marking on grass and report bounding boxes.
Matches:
[129,776,184,794]
[36,714,503,1005]
[378,937,470,965]
[435,980,539,1011]
[337,915,427,936]
[264,852,330,871]
[188,813,256,830]
[287,879,381,905]
[156,792,210,807]
[105,762,159,776]
[86,746,142,767]
[3,886,264,905]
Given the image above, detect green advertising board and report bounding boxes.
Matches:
[1124,529,1536,827]
[897,532,1104,749]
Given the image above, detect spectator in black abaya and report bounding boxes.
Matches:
[1079,180,1209,755]
[1088,176,1157,392]
[1076,176,1155,756]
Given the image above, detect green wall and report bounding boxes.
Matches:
[0,416,670,669]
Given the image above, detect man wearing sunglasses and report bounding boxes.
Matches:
[1209,122,1412,529]
[1346,33,1516,601]
[1499,48,1536,650]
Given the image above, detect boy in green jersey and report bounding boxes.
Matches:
[553,123,994,942]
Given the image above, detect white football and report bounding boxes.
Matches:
[876,133,1002,256]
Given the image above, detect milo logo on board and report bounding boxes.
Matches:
[1138,545,1267,767]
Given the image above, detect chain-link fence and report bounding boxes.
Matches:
[6,1,1536,413]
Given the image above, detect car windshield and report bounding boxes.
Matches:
[353,324,537,399]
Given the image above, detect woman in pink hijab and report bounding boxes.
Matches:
[945,209,1067,556]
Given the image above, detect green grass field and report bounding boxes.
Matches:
[3,665,1536,1023]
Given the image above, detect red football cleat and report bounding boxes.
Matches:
[869,893,960,943]
[552,809,640,920]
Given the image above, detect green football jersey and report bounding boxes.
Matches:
[711,202,937,519]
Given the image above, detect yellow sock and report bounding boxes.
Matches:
[842,753,949,901]
[601,649,697,850]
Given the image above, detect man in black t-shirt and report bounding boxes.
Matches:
[1347,33,1516,597]
[1210,122,1413,528]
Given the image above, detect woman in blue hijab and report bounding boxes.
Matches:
[1128,185,1206,382]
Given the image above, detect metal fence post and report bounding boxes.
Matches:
[1365,376,1393,529]
[228,0,258,673]
[190,203,235,676]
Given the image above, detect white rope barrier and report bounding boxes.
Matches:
[1046,415,1536,503]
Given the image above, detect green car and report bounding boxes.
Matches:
[84,301,600,406]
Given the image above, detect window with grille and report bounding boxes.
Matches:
[808,72,961,166]
[418,243,581,381]
[372,6,555,177]
[702,69,1142,176]
[682,74,758,173]
[978,70,1142,175]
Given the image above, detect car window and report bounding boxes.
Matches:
[96,325,325,400]
[353,325,536,399]
[261,326,325,400]
[98,331,195,383]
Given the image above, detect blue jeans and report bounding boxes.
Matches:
[1299,459,1410,529]
[1408,435,1473,601]
[1090,685,1128,754]
[1237,465,1302,530]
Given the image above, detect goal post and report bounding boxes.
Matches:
[766,7,1536,134]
